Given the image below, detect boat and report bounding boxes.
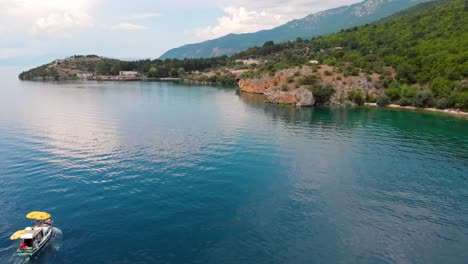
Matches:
[10,211,55,257]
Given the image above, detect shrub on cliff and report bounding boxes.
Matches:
[412,91,434,108]
[399,84,418,101]
[312,84,335,105]
[431,77,452,98]
[384,84,400,101]
[455,92,468,110]
[298,75,318,86]
[398,98,412,106]
[377,94,390,107]
[348,89,365,106]
[396,63,417,84]
[436,98,449,109]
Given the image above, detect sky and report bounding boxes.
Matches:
[0,0,362,66]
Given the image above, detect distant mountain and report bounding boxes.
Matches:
[160,0,429,59]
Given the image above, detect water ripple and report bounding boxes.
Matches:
[0,77,467,263]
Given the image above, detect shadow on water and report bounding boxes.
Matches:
[4,228,63,264]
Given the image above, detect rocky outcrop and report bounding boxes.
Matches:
[238,76,282,94]
[264,86,315,106]
[238,65,384,106]
[329,76,381,104]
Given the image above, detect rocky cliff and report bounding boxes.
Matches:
[238,65,384,106]
[264,87,315,107]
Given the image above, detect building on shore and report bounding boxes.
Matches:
[77,73,94,79]
[119,71,139,76]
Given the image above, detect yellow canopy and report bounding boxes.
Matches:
[26,211,51,220]
[10,230,27,240]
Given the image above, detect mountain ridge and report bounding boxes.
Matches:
[159,0,429,59]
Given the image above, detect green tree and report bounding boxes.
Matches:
[377,94,390,106]
[148,67,158,77]
[430,77,451,98]
[398,98,412,106]
[263,41,275,47]
[177,68,186,78]
[384,84,400,101]
[396,63,417,84]
[436,98,449,109]
[412,91,434,108]
[455,92,468,110]
[169,68,178,77]
[313,84,335,105]
[95,61,105,75]
[110,63,121,75]
[348,89,365,106]
[400,84,418,99]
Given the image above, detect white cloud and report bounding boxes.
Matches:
[122,12,161,20]
[195,0,362,40]
[33,11,94,37]
[111,22,147,31]
[194,6,287,40]
[0,0,96,37]
[221,0,361,17]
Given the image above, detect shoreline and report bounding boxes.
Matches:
[365,103,468,118]
[17,77,468,118]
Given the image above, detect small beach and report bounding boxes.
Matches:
[365,103,468,117]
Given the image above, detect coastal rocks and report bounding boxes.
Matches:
[238,76,282,94]
[238,65,385,106]
[326,76,381,104]
[264,87,315,106]
[293,87,315,106]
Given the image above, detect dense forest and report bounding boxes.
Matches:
[19,0,467,110]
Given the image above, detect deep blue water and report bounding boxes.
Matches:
[0,67,467,264]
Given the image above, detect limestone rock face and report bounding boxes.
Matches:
[237,65,384,106]
[294,87,315,106]
[238,76,281,94]
[264,87,315,107]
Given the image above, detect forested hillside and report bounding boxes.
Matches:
[234,0,467,109]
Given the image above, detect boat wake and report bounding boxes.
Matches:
[6,228,63,264]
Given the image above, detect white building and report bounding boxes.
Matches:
[119,71,139,76]
[77,73,94,79]
[235,59,261,65]
[309,60,319,65]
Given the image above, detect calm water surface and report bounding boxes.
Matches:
[0,67,467,264]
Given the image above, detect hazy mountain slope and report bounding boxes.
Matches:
[160,0,428,59]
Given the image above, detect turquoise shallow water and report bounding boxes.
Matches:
[0,67,467,264]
